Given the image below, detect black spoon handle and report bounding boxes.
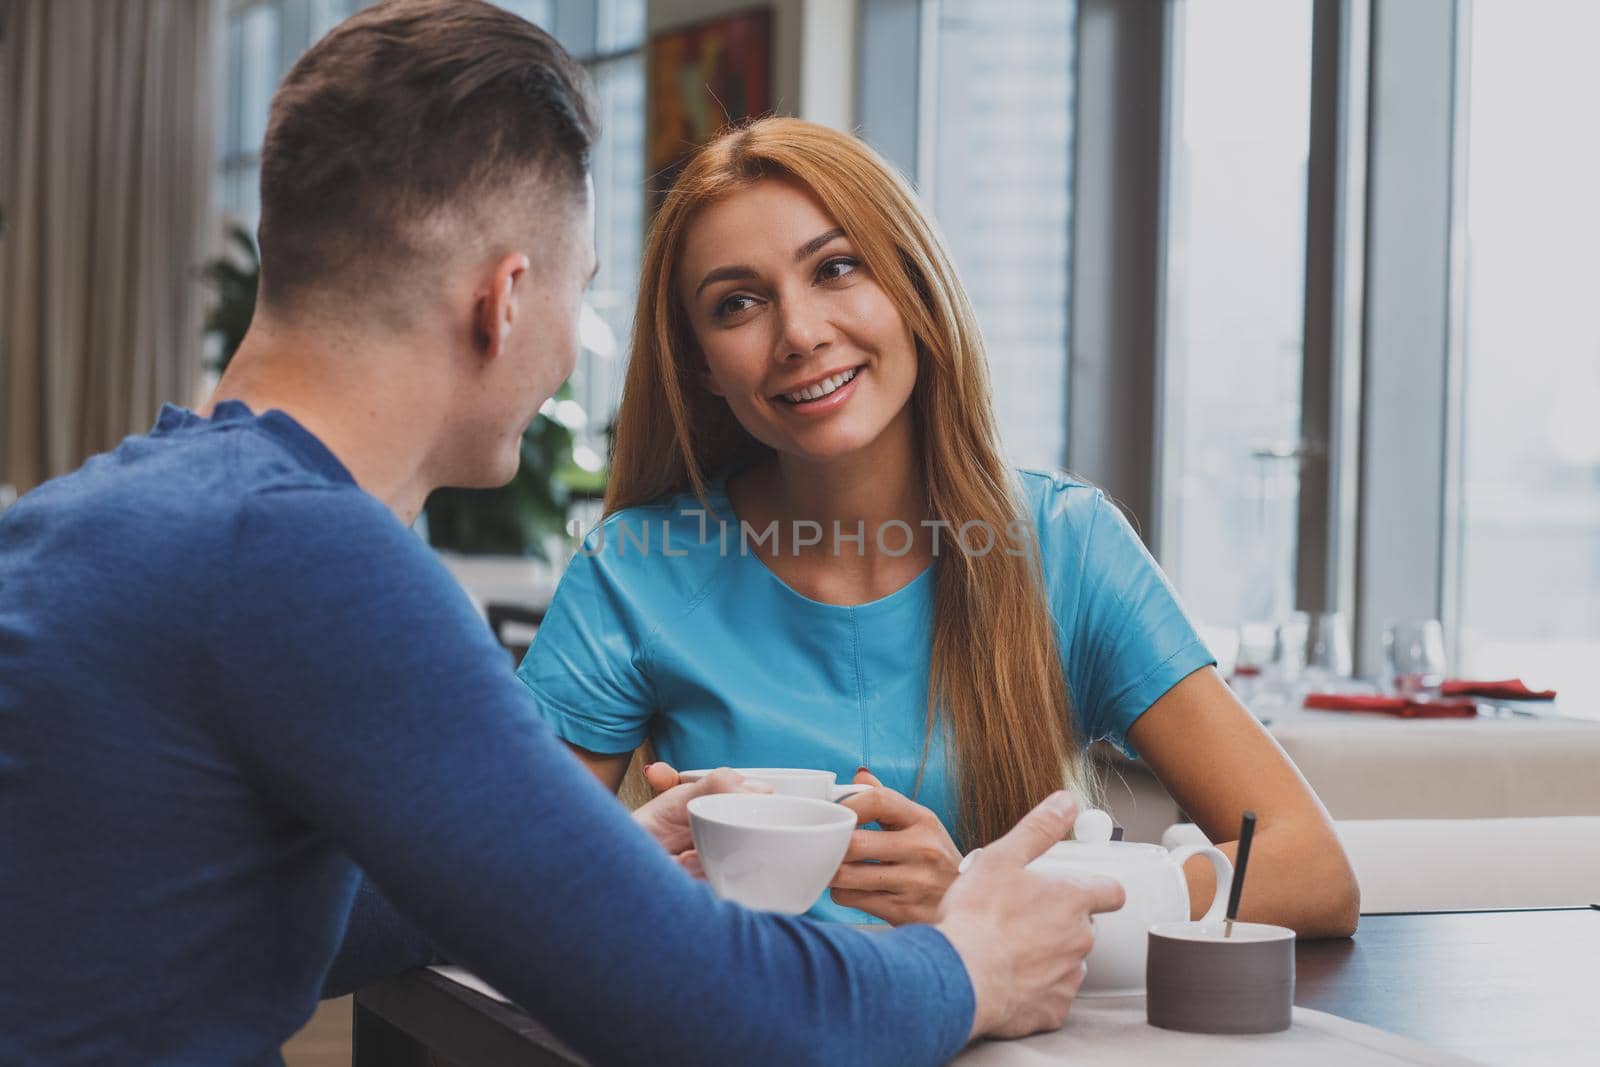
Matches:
[1226,811,1257,922]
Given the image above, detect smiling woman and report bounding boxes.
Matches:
[516,118,1360,938]
[679,178,920,464]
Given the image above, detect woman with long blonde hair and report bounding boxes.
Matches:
[518,118,1357,935]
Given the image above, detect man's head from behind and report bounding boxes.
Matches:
[257,0,598,487]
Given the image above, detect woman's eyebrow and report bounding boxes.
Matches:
[693,228,849,298]
[793,228,847,262]
[694,264,756,297]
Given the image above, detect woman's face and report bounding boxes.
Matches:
[677,177,918,464]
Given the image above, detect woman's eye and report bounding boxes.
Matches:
[818,257,859,282]
[714,294,758,319]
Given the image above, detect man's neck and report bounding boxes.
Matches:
[205,316,448,525]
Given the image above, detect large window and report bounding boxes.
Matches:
[1159,0,1315,630]
[927,0,1075,471]
[217,0,645,454]
[218,1,282,235]
[1453,0,1600,711]
[859,0,1075,471]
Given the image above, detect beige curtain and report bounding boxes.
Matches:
[1,0,217,492]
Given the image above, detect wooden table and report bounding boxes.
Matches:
[1294,908,1598,1067]
[351,907,1598,1067]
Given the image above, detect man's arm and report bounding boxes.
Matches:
[212,490,975,1067]
[321,878,438,999]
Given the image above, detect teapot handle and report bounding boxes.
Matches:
[1167,844,1234,923]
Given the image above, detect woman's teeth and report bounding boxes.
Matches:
[782,367,858,404]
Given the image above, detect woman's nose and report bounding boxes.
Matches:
[776,291,836,360]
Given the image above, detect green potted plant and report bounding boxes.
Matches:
[422,383,605,560]
[200,224,259,371]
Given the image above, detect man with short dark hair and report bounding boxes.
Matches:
[0,3,1121,1064]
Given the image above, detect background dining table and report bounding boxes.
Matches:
[350,906,1599,1067]
[1100,700,1600,844]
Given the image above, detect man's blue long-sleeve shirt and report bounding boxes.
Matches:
[0,401,974,1066]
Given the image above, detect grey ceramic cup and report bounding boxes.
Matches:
[1146,920,1296,1034]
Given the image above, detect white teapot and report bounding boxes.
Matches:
[960,809,1233,997]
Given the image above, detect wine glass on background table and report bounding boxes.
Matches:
[1230,620,1277,711]
[1246,612,1309,717]
[1383,619,1447,696]
[1302,611,1355,692]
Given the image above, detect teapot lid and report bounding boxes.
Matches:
[1033,808,1173,868]
[1074,808,1117,844]
[959,808,1170,876]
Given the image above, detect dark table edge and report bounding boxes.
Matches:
[355,968,585,1067]
[1360,905,1594,916]
[354,909,1599,1065]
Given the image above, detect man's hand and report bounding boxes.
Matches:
[631,764,771,878]
[830,768,962,924]
[934,792,1126,1041]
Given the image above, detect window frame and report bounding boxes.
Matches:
[863,0,1489,680]
[1095,0,1470,677]
[1352,0,1467,673]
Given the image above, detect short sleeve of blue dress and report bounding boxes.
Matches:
[512,503,714,755]
[1022,470,1217,756]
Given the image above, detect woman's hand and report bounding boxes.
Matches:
[631,763,771,878]
[830,768,964,924]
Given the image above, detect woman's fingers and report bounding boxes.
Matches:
[840,780,937,830]
[657,765,773,800]
[831,849,951,895]
[829,860,904,893]
[830,888,935,926]
[852,766,884,788]
[840,826,951,865]
[676,849,704,880]
[831,781,955,925]
[833,779,963,916]
[696,766,768,796]
[642,761,681,794]
[841,828,896,864]
[829,887,890,915]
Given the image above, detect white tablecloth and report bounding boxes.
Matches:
[954,994,1482,1067]
[1102,705,1600,844]
[432,969,1481,1067]
[1262,704,1600,819]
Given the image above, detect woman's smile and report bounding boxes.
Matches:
[771,364,866,414]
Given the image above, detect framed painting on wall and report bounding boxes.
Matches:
[646,7,772,209]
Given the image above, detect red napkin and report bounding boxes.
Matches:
[1440,678,1556,700]
[1304,693,1478,718]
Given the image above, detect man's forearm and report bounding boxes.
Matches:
[321,877,439,998]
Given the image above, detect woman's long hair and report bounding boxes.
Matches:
[606,117,1093,846]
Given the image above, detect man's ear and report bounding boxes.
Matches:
[474,252,531,359]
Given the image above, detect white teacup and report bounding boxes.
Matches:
[678,767,872,803]
[688,793,857,914]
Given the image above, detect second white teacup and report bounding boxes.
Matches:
[688,793,857,914]
[678,767,872,803]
